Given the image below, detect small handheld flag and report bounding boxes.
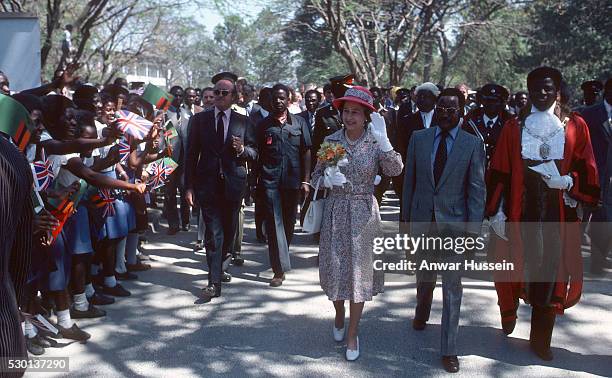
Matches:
[116,110,153,140]
[118,138,131,164]
[31,148,54,191]
[142,84,174,112]
[146,157,178,190]
[90,188,116,218]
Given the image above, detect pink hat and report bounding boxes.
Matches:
[332,86,376,112]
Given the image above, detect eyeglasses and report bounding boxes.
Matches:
[214,89,232,97]
[435,106,458,114]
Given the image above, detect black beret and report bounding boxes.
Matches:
[11,93,43,113]
[580,80,603,92]
[73,84,99,112]
[527,66,562,90]
[102,84,129,102]
[211,71,238,84]
[42,95,75,129]
[479,83,509,101]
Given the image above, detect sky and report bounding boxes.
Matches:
[190,0,266,34]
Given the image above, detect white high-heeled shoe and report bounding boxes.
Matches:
[345,336,360,361]
[333,325,345,342]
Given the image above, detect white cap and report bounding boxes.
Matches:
[415,82,440,97]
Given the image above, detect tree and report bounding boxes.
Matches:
[518,0,611,91]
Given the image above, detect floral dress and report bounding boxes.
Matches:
[312,128,403,302]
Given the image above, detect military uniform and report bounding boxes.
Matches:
[462,84,513,167]
[258,113,312,275]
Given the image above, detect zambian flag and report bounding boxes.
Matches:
[0,93,34,151]
[142,84,174,112]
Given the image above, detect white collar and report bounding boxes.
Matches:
[530,102,556,115]
[214,107,231,118]
[483,114,498,127]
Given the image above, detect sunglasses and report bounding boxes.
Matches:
[214,89,232,97]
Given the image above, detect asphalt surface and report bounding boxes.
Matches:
[32,193,612,377]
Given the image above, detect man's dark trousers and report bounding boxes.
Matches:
[197,177,241,284]
[264,188,299,275]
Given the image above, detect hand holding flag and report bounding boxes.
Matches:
[145,157,178,190]
[116,110,154,140]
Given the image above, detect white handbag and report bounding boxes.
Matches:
[302,177,326,234]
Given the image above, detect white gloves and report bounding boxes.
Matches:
[373,175,381,185]
[323,166,347,188]
[489,209,508,241]
[369,112,393,152]
[542,174,573,190]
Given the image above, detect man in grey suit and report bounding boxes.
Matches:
[401,88,485,373]
[163,85,193,234]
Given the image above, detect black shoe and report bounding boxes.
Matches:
[530,342,554,361]
[89,292,115,305]
[222,272,232,283]
[26,337,45,355]
[181,224,190,232]
[201,284,221,302]
[102,283,131,297]
[116,271,138,281]
[194,240,204,251]
[29,333,52,348]
[57,323,91,341]
[502,319,516,335]
[71,304,106,319]
[412,319,426,331]
[167,227,179,235]
[442,355,459,373]
[270,273,285,287]
[232,255,244,266]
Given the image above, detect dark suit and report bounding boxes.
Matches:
[580,102,612,270]
[163,105,197,229]
[395,110,428,214]
[402,125,485,356]
[0,135,32,372]
[185,108,257,284]
[311,104,342,170]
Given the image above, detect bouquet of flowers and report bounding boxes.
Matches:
[317,141,349,187]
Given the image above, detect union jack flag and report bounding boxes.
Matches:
[32,148,54,191]
[116,110,153,140]
[118,138,131,164]
[91,188,116,218]
[146,157,178,190]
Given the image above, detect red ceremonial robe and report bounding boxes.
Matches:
[486,112,599,322]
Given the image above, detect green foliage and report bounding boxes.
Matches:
[519,0,611,91]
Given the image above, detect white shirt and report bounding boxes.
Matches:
[483,114,498,128]
[521,102,565,160]
[95,120,115,173]
[420,109,434,129]
[214,107,232,141]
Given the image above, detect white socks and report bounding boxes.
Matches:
[56,309,74,328]
[115,237,127,274]
[85,283,95,298]
[104,275,117,288]
[126,233,139,265]
[24,320,38,338]
[73,292,89,311]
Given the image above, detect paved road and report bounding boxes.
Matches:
[34,194,612,377]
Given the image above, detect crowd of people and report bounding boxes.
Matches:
[0,62,610,374]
